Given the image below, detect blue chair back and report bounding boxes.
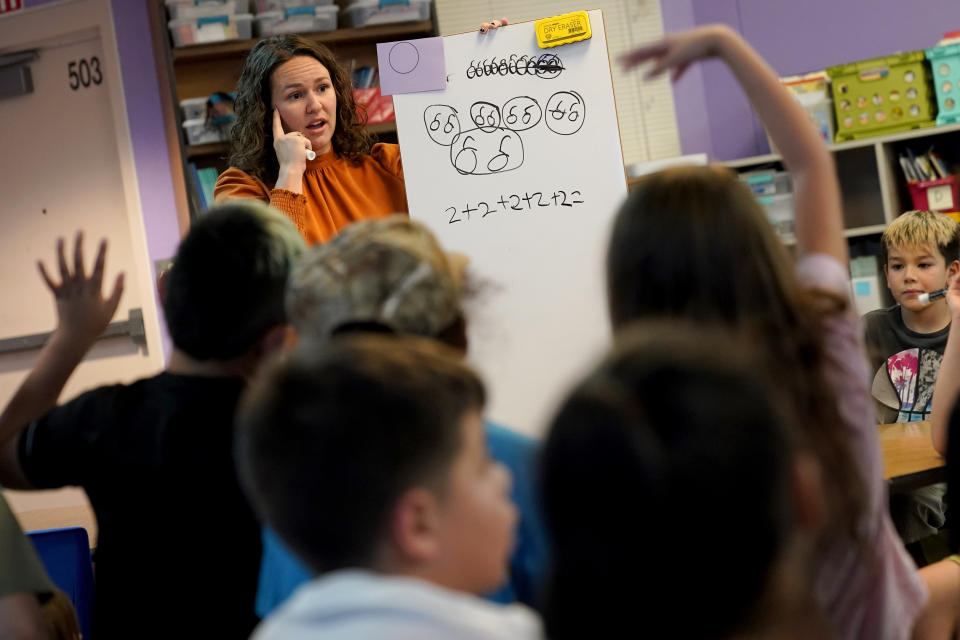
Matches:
[28,527,94,640]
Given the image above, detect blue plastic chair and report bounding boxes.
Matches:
[28,527,94,640]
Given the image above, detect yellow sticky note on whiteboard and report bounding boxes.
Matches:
[535,11,592,48]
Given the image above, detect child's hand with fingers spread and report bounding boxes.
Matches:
[38,232,124,346]
[620,24,735,82]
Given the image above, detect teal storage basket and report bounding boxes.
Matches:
[926,43,960,125]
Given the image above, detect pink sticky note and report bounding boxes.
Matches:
[376,37,446,96]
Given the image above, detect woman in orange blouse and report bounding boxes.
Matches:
[215,35,406,244]
[216,24,507,245]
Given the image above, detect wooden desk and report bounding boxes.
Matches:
[879,421,946,491]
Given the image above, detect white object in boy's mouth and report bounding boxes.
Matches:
[917,287,947,304]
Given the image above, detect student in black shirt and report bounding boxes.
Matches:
[0,201,305,639]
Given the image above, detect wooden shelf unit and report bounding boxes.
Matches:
[186,122,398,159]
[171,21,434,62]
[721,122,960,240]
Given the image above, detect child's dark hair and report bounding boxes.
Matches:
[607,165,865,543]
[162,201,304,361]
[235,334,486,573]
[541,322,797,639]
[880,209,960,266]
[41,589,81,640]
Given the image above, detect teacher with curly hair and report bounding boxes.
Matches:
[214,35,406,244]
[215,23,507,245]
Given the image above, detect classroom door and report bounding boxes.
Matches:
[0,1,166,539]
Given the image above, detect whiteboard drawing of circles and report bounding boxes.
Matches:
[389,42,420,75]
[545,91,586,135]
[502,96,542,131]
[424,104,461,146]
[535,53,564,80]
[469,101,501,132]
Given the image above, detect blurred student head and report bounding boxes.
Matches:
[162,200,305,363]
[607,164,864,545]
[285,215,469,350]
[236,334,516,595]
[540,322,825,639]
[41,589,81,640]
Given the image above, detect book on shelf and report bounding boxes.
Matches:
[186,162,206,215]
[898,147,951,183]
[197,167,218,208]
[187,163,220,214]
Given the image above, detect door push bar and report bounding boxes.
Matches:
[0,308,145,354]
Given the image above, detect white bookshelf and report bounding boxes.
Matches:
[723,122,960,236]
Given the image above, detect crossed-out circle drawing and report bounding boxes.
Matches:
[423,91,586,176]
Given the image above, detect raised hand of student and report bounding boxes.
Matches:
[624,24,845,264]
[38,232,124,347]
[273,108,312,193]
[0,233,123,486]
[621,24,730,82]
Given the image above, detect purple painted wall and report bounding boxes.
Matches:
[109,1,181,266]
[667,0,960,160]
[660,0,714,157]
[110,0,177,358]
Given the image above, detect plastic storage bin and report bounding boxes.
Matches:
[925,43,960,125]
[255,5,338,36]
[740,169,792,196]
[340,0,432,28]
[168,13,253,46]
[757,193,795,237]
[166,0,250,20]
[908,175,959,211]
[182,117,231,144]
[827,51,936,142]
[180,96,208,121]
[255,0,333,11]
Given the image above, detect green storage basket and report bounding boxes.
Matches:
[827,51,936,141]
[926,43,960,125]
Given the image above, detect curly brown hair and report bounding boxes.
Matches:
[230,35,374,183]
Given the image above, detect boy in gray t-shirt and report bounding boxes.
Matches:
[863,210,960,546]
[864,210,960,424]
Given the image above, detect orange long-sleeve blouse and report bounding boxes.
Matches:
[214,143,408,244]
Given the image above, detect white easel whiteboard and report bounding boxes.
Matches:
[393,10,627,435]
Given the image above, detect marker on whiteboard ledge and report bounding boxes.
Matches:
[535,10,592,49]
[306,149,317,161]
[917,287,948,304]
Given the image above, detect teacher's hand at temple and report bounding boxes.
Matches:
[273,108,313,193]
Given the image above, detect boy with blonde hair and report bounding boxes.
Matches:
[865,210,960,424]
[864,209,960,547]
